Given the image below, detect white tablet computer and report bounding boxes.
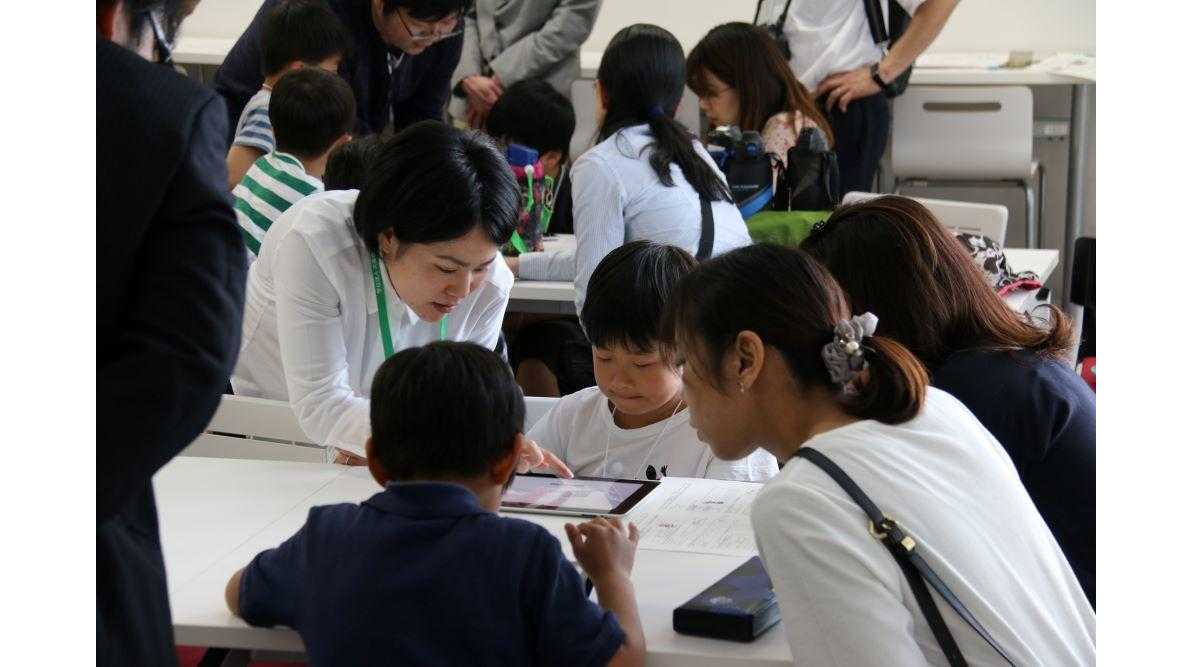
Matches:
[501,473,661,518]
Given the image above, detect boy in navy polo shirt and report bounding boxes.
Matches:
[224,342,646,666]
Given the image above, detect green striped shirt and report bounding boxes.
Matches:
[232,151,323,257]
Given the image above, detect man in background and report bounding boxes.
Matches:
[97,0,246,663]
[765,0,959,193]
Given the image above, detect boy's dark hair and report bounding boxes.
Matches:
[354,121,518,253]
[324,135,384,190]
[270,67,356,160]
[485,80,576,157]
[582,241,698,352]
[260,0,352,77]
[369,342,526,480]
[379,0,470,20]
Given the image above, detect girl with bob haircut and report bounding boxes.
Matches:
[511,23,752,312]
[802,195,1096,605]
[686,22,833,165]
[661,243,1094,665]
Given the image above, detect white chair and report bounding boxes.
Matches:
[890,86,1044,248]
[182,395,325,462]
[842,191,1009,246]
[524,396,560,432]
[568,78,703,163]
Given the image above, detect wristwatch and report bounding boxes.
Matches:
[870,63,896,97]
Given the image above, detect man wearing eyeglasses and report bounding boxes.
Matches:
[98,0,247,664]
[216,0,470,136]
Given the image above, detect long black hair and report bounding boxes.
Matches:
[597,24,731,203]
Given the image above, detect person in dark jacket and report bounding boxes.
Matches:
[803,195,1096,607]
[97,1,247,663]
[215,0,468,136]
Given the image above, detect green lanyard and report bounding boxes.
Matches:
[369,252,448,359]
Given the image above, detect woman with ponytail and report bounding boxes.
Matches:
[510,24,752,313]
[662,244,1094,666]
[802,195,1096,606]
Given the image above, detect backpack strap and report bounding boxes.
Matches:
[697,197,715,261]
[792,447,1016,667]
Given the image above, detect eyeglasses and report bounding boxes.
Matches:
[396,10,462,45]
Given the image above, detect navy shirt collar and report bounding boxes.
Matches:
[365,481,492,519]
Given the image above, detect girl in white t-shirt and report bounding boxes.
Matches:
[528,241,777,481]
[662,244,1094,666]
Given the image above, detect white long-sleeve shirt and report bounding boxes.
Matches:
[231,189,513,456]
[517,124,752,312]
[752,388,1095,666]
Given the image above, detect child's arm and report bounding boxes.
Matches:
[565,518,645,667]
[224,567,246,617]
[226,145,265,190]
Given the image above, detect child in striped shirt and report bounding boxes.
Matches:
[233,67,355,262]
[225,0,351,190]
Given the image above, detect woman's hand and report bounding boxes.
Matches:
[517,437,574,478]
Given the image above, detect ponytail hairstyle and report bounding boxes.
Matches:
[596,24,732,203]
[801,196,1074,370]
[662,244,927,424]
[686,22,833,146]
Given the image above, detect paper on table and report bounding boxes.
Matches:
[627,478,763,557]
[1027,53,1096,81]
[915,52,1009,70]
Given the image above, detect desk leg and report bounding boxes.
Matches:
[1062,83,1092,312]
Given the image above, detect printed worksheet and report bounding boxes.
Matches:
[627,478,763,557]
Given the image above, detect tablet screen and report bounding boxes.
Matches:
[501,473,659,516]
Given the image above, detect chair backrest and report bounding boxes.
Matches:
[891,86,1033,180]
[184,394,563,462]
[524,396,560,432]
[569,78,702,163]
[183,395,325,462]
[841,191,1009,246]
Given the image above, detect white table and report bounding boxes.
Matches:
[508,236,1059,316]
[156,457,793,666]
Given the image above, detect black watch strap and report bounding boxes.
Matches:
[870,62,895,96]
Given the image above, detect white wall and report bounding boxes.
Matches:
[182,0,1095,56]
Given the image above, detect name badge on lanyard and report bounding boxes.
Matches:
[370,251,448,359]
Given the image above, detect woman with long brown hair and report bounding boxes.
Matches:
[686,22,833,166]
[662,243,1093,665]
[802,195,1096,606]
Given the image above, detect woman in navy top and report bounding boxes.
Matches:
[803,195,1096,606]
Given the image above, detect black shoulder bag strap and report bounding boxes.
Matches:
[792,447,1016,667]
[696,197,715,261]
[862,0,914,96]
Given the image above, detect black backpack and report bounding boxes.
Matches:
[775,127,841,211]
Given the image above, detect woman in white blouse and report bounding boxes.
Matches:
[234,122,546,464]
[509,23,752,312]
[663,245,1094,665]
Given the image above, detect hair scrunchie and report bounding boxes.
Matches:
[821,312,879,385]
[647,104,666,120]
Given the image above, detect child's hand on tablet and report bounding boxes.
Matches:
[516,437,574,478]
[565,517,640,583]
